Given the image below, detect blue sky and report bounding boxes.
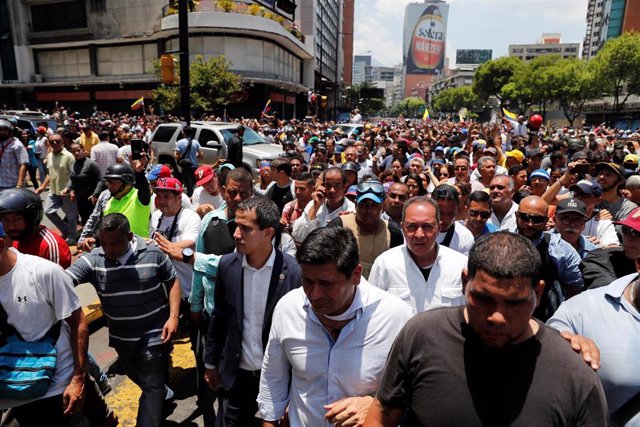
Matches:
[353,0,590,67]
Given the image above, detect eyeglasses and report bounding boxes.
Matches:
[558,215,587,226]
[454,166,468,171]
[516,212,547,225]
[468,209,491,219]
[103,178,121,184]
[621,226,640,239]
[404,222,437,234]
[439,172,449,177]
[490,185,506,191]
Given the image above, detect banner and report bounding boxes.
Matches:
[403,2,449,76]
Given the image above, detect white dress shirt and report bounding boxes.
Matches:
[240,248,275,371]
[256,279,412,426]
[369,244,467,314]
[437,221,475,256]
[488,201,519,232]
[292,198,355,243]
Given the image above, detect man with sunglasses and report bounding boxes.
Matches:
[464,191,497,239]
[328,180,403,279]
[369,196,467,314]
[551,198,598,259]
[448,156,484,193]
[581,207,640,289]
[516,196,583,321]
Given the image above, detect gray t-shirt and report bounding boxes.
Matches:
[598,197,637,222]
[377,306,608,426]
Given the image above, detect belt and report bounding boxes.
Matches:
[239,369,261,378]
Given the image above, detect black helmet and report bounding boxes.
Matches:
[104,163,135,185]
[0,189,43,239]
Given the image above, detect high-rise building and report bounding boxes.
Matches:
[342,0,355,87]
[583,0,640,60]
[0,0,313,117]
[352,55,372,85]
[509,34,580,62]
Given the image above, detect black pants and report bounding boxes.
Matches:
[181,166,197,197]
[25,166,38,190]
[75,194,95,225]
[216,370,262,427]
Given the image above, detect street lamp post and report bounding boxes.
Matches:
[178,0,191,125]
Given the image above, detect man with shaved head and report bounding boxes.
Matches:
[515,195,584,321]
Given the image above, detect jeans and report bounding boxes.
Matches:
[115,344,168,427]
[44,194,78,241]
[35,159,47,186]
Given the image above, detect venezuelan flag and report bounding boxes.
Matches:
[262,99,271,115]
[502,107,518,121]
[131,97,144,111]
[422,107,430,121]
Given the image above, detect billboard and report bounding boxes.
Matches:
[403,2,449,76]
[456,49,493,65]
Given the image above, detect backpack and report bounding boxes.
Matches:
[0,302,60,399]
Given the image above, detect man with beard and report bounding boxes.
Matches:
[594,162,637,221]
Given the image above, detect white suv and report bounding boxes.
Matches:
[150,121,283,175]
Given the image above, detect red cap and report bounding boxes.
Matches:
[615,207,640,232]
[37,126,47,133]
[153,177,183,193]
[194,165,215,187]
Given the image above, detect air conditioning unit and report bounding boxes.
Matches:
[31,74,44,83]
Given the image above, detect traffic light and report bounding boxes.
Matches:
[320,96,328,110]
[161,54,175,85]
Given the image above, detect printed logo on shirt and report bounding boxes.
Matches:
[16,296,27,303]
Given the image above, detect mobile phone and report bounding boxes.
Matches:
[570,163,590,175]
[131,139,143,160]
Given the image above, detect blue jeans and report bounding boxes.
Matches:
[115,344,168,427]
[44,194,78,241]
[35,158,47,185]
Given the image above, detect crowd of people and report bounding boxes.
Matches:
[0,106,638,426]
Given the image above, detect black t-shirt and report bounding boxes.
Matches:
[377,306,608,427]
[268,183,294,213]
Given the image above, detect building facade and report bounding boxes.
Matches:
[509,33,580,62]
[0,0,314,118]
[583,0,640,60]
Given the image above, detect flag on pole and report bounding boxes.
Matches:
[422,107,430,121]
[131,97,144,111]
[502,107,518,121]
[262,99,272,115]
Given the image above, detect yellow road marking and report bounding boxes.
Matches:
[105,336,196,426]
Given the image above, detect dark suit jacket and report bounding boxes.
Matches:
[204,249,301,391]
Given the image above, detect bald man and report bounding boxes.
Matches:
[515,196,584,321]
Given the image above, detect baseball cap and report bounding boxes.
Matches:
[194,165,215,186]
[615,207,640,232]
[146,164,172,181]
[569,179,602,197]
[595,162,625,179]
[153,177,183,193]
[555,198,587,217]
[346,185,358,197]
[624,154,639,165]
[356,180,385,205]
[434,146,445,153]
[483,147,497,156]
[37,126,47,134]
[570,151,588,162]
[530,169,550,181]
[506,150,524,163]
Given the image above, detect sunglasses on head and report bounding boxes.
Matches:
[516,212,547,224]
[357,180,385,197]
[468,209,491,219]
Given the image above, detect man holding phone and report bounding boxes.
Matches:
[292,167,355,243]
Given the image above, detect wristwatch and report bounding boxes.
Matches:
[182,248,194,264]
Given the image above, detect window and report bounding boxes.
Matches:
[97,44,156,76]
[152,126,180,143]
[38,48,90,78]
[31,1,86,32]
[198,129,220,145]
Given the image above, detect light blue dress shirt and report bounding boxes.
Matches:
[257,280,413,427]
[548,273,640,425]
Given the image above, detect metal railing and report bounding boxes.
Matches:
[162,0,305,43]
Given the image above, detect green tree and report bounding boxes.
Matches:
[502,55,560,118]
[152,55,242,117]
[547,58,597,126]
[589,32,640,114]
[390,97,426,117]
[472,56,524,106]
[431,86,480,114]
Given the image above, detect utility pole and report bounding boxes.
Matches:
[178,0,191,125]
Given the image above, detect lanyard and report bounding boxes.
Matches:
[157,207,181,241]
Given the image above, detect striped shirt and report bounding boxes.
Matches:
[66,236,177,350]
[13,225,71,268]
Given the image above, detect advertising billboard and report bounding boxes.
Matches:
[456,49,493,65]
[403,2,449,76]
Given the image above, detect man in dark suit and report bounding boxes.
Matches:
[203,195,302,427]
